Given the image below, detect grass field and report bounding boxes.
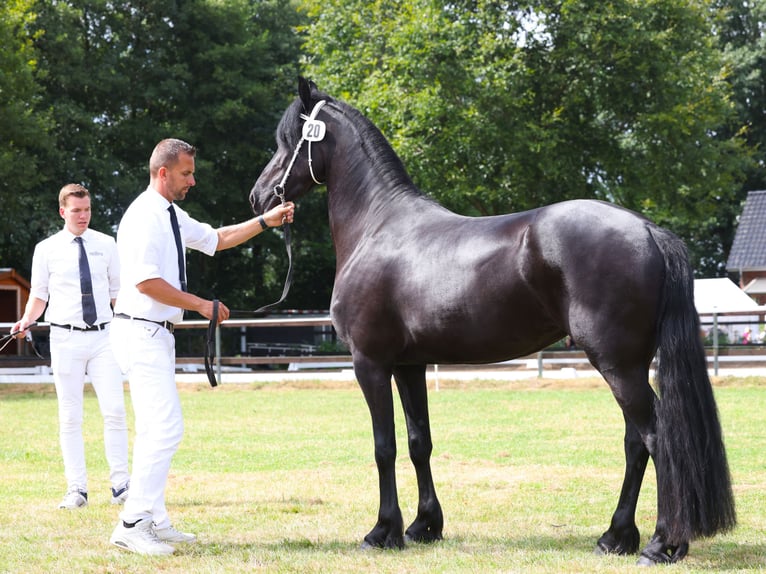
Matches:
[1,376,765,573]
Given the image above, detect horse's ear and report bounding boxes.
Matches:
[298,76,314,113]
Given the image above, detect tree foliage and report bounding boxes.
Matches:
[0,0,761,314]
[716,0,766,191]
[1,0,325,311]
[0,0,55,269]
[300,0,750,275]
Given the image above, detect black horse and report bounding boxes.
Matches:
[250,78,736,565]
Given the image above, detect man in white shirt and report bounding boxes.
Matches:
[109,138,295,555]
[12,184,130,509]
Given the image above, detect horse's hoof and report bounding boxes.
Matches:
[636,553,660,567]
[595,535,638,556]
[360,536,405,550]
[636,547,677,566]
[637,539,689,566]
[404,529,443,545]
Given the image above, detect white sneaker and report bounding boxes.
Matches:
[153,524,197,543]
[58,489,88,509]
[110,518,175,555]
[110,482,129,505]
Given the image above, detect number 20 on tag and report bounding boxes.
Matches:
[303,120,326,142]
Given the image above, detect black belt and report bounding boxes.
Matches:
[51,322,110,332]
[114,313,175,334]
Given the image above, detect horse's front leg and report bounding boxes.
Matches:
[393,364,443,544]
[354,353,404,549]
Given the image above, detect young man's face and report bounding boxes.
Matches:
[60,195,91,236]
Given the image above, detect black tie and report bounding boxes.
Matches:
[168,205,187,292]
[74,236,98,326]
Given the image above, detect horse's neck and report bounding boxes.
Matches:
[326,145,419,230]
[323,111,447,254]
[326,174,449,269]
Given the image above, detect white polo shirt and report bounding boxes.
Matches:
[30,227,120,328]
[114,186,218,325]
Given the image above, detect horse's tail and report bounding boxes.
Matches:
[649,225,736,544]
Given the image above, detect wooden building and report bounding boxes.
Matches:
[0,268,30,355]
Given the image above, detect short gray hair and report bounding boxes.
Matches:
[149,138,196,177]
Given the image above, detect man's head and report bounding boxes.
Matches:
[149,138,197,202]
[59,183,91,236]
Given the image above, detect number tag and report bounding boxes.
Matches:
[302,119,326,142]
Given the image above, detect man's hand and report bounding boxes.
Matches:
[200,299,230,324]
[11,319,35,339]
[264,201,295,227]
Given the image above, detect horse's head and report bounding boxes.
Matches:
[250,77,334,214]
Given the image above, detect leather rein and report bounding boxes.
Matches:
[204,100,327,387]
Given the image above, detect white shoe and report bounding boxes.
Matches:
[58,489,87,509]
[110,518,175,555]
[153,524,197,543]
[110,482,129,505]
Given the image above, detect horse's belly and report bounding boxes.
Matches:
[400,319,565,364]
[331,260,563,364]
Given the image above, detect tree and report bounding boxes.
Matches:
[715,0,766,192]
[300,0,749,275]
[707,0,766,282]
[0,0,55,270]
[5,0,323,311]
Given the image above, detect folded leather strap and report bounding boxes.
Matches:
[204,299,219,387]
[114,313,175,334]
[50,322,110,332]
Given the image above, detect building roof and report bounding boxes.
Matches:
[0,268,30,290]
[726,190,766,271]
[744,277,766,295]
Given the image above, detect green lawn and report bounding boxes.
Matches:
[1,376,764,573]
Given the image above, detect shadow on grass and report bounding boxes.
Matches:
[173,495,327,509]
[172,531,766,570]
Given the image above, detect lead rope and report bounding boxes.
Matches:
[205,100,326,387]
[204,300,220,387]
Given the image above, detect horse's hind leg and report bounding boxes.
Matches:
[596,413,649,556]
[392,364,444,543]
[594,365,658,557]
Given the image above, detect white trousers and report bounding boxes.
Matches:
[49,325,129,493]
[110,317,182,529]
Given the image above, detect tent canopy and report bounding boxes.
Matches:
[694,278,762,314]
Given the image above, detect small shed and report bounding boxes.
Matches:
[726,190,766,304]
[0,268,31,355]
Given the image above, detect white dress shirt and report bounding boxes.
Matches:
[114,186,218,324]
[29,227,119,328]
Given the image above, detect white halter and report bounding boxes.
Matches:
[273,100,327,202]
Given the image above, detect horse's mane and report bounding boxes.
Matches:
[280,89,435,204]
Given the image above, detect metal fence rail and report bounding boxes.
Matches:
[3,316,766,382]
